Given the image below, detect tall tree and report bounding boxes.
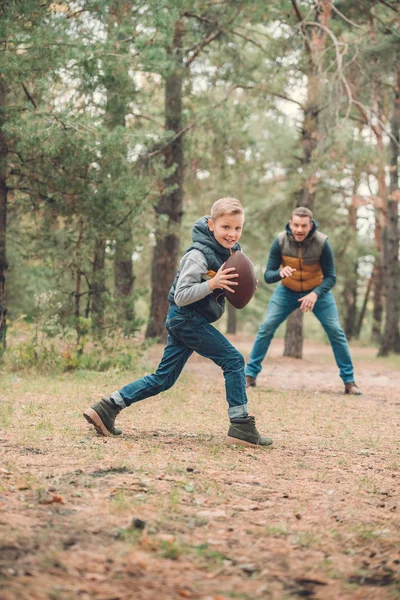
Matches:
[284,0,333,359]
[0,76,7,355]
[146,18,185,339]
[379,63,400,355]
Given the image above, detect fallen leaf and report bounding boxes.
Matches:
[39,494,64,505]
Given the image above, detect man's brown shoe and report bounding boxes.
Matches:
[245,375,257,388]
[344,382,362,395]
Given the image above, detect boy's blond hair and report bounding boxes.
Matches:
[210,197,244,221]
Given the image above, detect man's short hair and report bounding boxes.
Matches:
[210,197,244,221]
[291,206,313,221]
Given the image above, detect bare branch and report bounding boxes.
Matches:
[185,27,222,66]
[376,0,399,12]
[304,21,353,117]
[142,85,244,161]
[182,12,218,26]
[21,83,37,108]
[331,4,368,31]
[230,29,266,52]
[263,88,305,110]
[291,0,312,54]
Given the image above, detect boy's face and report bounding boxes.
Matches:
[290,215,313,242]
[208,213,244,249]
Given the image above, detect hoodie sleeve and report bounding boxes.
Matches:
[313,239,336,296]
[264,238,283,284]
[174,250,213,306]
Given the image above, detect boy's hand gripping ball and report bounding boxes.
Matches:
[224,251,257,309]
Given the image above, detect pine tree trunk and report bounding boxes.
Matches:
[378,66,400,356]
[355,275,373,339]
[283,1,332,358]
[227,302,236,334]
[343,194,359,340]
[371,216,383,344]
[284,309,303,359]
[106,1,135,332]
[0,77,7,355]
[283,95,318,356]
[114,222,135,332]
[75,267,82,352]
[146,21,184,340]
[343,262,358,341]
[91,238,106,337]
[368,14,387,345]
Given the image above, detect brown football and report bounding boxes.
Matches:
[224,251,257,309]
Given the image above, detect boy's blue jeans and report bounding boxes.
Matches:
[246,285,355,383]
[111,304,249,419]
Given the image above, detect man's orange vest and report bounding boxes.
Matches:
[278,230,327,292]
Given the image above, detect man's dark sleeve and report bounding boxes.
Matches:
[264,238,283,284]
[313,239,336,296]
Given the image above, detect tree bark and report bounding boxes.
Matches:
[106,1,135,332]
[89,0,135,334]
[227,302,236,334]
[284,309,303,359]
[284,1,332,358]
[146,21,184,340]
[343,261,358,340]
[343,185,360,340]
[371,205,385,345]
[114,222,135,331]
[378,65,400,355]
[0,77,8,355]
[91,238,107,337]
[355,275,373,339]
[368,9,387,345]
[74,218,84,350]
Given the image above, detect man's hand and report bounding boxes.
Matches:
[280,266,296,278]
[298,291,318,312]
[209,264,238,293]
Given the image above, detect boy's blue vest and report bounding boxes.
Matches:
[168,216,241,322]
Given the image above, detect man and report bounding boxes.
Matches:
[245,207,361,395]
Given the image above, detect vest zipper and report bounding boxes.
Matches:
[298,245,303,292]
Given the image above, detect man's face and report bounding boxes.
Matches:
[290,215,313,242]
[208,213,244,249]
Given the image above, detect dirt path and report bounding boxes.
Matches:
[0,337,399,600]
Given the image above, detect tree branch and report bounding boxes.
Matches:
[376,0,398,12]
[263,88,305,110]
[291,0,312,54]
[331,4,368,31]
[185,27,222,66]
[21,83,37,108]
[141,85,245,161]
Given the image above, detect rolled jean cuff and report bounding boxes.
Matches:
[110,390,127,408]
[228,403,248,420]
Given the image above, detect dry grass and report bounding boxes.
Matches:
[0,336,399,600]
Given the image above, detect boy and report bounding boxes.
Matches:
[83,198,273,447]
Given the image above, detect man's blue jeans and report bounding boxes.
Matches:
[111,304,249,419]
[246,284,355,383]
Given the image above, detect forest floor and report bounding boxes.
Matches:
[0,336,399,600]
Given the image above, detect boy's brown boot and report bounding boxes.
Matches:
[344,382,362,395]
[83,398,123,436]
[245,375,257,388]
[226,416,273,447]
